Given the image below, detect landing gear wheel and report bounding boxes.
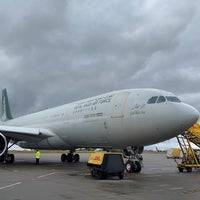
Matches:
[6,154,15,164]
[61,153,80,163]
[125,160,133,173]
[61,154,67,162]
[66,153,73,162]
[125,160,142,173]
[132,161,142,173]
[73,154,80,162]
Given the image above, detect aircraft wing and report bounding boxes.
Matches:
[0,125,54,142]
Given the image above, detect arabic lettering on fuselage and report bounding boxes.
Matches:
[130,104,146,116]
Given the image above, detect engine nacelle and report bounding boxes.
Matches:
[0,132,7,156]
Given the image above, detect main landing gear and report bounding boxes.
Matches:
[124,146,143,173]
[61,150,80,163]
[0,153,15,164]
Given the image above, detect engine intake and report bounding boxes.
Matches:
[0,132,7,156]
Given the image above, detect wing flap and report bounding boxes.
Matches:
[0,125,54,142]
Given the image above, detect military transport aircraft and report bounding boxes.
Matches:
[0,88,199,171]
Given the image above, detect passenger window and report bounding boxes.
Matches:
[147,96,158,104]
[157,96,166,103]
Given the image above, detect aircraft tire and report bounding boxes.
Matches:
[61,154,67,162]
[125,160,133,173]
[133,161,142,173]
[73,154,80,162]
[66,153,73,162]
[6,154,15,164]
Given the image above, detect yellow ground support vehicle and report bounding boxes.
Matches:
[87,152,125,179]
[167,148,182,159]
[176,122,200,172]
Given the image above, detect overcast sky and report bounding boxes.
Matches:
[0,0,200,149]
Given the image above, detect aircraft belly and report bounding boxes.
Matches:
[57,119,110,148]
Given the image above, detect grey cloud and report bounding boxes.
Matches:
[0,0,199,117]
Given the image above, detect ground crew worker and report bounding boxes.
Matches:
[35,150,41,165]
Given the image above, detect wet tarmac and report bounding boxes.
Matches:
[0,152,200,200]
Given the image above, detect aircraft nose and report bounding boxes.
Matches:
[178,104,199,130]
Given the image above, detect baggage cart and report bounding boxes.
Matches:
[87,152,125,179]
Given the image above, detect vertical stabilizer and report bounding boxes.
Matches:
[1,88,13,121]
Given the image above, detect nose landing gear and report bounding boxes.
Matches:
[123,146,143,173]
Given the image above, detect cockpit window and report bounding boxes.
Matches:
[157,96,166,103]
[147,96,158,104]
[166,96,181,103]
[147,95,180,104]
[147,96,167,104]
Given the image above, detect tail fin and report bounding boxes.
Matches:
[1,88,13,121]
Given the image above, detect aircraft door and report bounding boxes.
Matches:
[111,92,130,118]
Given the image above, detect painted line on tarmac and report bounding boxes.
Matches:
[0,182,21,190]
[169,187,183,191]
[37,172,56,179]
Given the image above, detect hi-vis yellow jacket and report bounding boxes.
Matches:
[35,151,41,159]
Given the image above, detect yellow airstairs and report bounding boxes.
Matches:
[176,122,200,172]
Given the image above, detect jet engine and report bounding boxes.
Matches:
[0,132,7,156]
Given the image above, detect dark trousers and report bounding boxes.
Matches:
[36,158,40,165]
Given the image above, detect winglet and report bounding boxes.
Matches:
[1,88,13,121]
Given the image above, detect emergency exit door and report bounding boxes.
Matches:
[111,92,130,118]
